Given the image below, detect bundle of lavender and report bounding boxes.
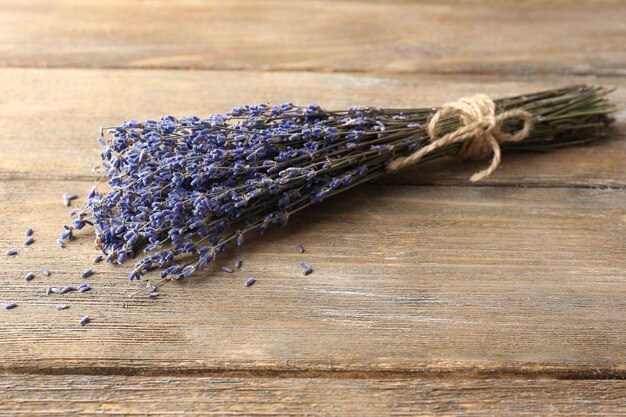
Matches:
[65,85,614,291]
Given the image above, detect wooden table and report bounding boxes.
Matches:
[1,1,625,415]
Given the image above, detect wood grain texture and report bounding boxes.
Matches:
[1,375,626,416]
[1,0,625,76]
[1,179,624,375]
[0,68,623,187]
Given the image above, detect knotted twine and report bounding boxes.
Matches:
[388,94,534,182]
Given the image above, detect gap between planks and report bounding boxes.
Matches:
[0,363,625,381]
[2,62,626,78]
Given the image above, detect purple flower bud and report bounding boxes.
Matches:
[73,218,85,230]
[61,285,76,294]
[5,302,17,309]
[300,261,313,275]
[56,304,69,310]
[6,249,17,256]
[40,267,50,276]
[25,228,33,236]
[79,316,90,326]
[244,278,256,287]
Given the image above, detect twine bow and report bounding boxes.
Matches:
[388,94,534,182]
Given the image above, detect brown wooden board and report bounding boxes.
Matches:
[0,68,623,187]
[1,1,625,76]
[1,375,626,416]
[1,179,624,376]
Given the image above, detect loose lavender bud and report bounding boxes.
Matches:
[51,287,63,294]
[6,249,17,256]
[147,293,159,299]
[25,228,33,236]
[297,243,304,253]
[40,267,50,276]
[4,302,17,309]
[63,193,78,205]
[24,272,35,281]
[23,237,34,246]
[56,239,65,249]
[55,304,69,310]
[222,266,234,273]
[61,285,76,294]
[235,259,242,269]
[79,316,90,326]
[244,278,256,287]
[93,255,103,264]
[78,283,91,292]
[300,261,313,275]
[82,268,93,278]
[62,193,78,207]
[46,285,52,295]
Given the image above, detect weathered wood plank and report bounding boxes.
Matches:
[1,179,624,375]
[0,68,623,187]
[0,0,624,76]
[1,375,625,416]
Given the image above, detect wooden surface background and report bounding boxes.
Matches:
[0,1,625,415]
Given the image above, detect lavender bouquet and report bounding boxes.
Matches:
[64,85,614,292]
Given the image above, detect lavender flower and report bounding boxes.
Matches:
[40,267,50,276]
[6,250,17,256]
[222,266,234,273]
[63,193,78,206]
[24,237,34,246]
[300,261,313,276]
[58,86,614,293]
[235,259,242,269]
[82,268,93,278]
[93,255,103,264]
[5,302,17,309]
[56,304,69,310]
[25,228,33,236]
[148,293,159,299]
[244,278,256,287]
[61,285,76,294]
[78,284,91,292]
[79,316,90,326]
[24,272,35,281]
[296,243,304,253]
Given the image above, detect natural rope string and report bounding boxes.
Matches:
[388,94,534,182]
